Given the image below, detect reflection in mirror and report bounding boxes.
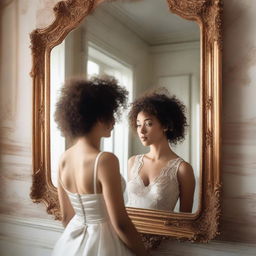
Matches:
[50,0,200,213]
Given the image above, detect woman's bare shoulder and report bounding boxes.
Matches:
[180,160,193,169]
[58,146,74,168]
[97,152,120,182]
[177,160,194,179]
[98,152,119,171]
[58,151,68,170]
[128,155,136,165]
[100,151,118,162]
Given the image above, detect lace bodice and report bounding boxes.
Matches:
[126,154,183,211]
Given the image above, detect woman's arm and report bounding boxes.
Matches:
[177,161,195,213]
[57,165,75,227]
[98,152,149,256]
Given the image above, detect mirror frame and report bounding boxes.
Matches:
[30,0,222,244]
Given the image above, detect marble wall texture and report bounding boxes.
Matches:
[0,0,256,255]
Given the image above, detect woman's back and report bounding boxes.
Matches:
[59,143,102,195]
[52,151,134,256]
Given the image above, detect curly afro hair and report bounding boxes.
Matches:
[129,91,188,145]
[54,75,128,138]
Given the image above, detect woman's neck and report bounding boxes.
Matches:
[148,140,175,161]
[75,133,101,151]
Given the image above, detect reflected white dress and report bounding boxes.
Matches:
[52,152,134,256]
[126,154,184,211]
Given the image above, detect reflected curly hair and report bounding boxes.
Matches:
[129,91,188,145]
[54,76,128,138]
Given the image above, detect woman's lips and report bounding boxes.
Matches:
[140,136,147,141]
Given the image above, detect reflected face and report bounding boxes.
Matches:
[136,111,166,146]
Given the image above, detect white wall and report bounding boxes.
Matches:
[0,0,256,255]
[85,5,152,96]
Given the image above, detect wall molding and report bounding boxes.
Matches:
[150,41,200,54]
[102,3,199,45]
[1,214,255,256]
[85,10,147,67]
[0,214,63,232]
[0,214,62,249]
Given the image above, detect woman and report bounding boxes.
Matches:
[126,92,195,212]
[52,76,148,256]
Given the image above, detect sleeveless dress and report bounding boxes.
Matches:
[52,152,134,256]
[126,154,184,211]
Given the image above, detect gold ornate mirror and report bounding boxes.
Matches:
[30,0,222,244]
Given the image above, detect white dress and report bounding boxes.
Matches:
[52,152,134,256]
[126,154,184,211]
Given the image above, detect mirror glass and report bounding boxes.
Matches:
[50,0,200,213]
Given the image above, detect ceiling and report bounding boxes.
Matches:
[101,0,200,45]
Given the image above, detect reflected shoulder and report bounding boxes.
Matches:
[128,155,136,169]
[128,155,136,164]
[177,161,195,179]
[179,161,193,171]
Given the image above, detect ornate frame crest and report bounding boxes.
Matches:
[30,0,222,244]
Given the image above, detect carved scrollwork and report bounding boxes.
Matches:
[193,183,222,241]
[141,234,169,250]
[44,188,62,219]
[206,97,213,109]
[30,0,95,77]
[38,103,45,130]
[167,0,223,48]
[167,0,206,18]
[30,164,61,219]
[205,129,213,147]
[201,0,223,46]
[204,98,213,122]
[30,31,47,77]
[30,163,45,200]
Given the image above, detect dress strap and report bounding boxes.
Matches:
[174,158,184,176]
[93,152,104,194]
[58,174,68,192]
[58,163,71,193]
[130,155,143,177]
[159,157,184,178]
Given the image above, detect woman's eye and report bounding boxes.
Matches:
[136,124,141,128]
[145,122,152,127]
